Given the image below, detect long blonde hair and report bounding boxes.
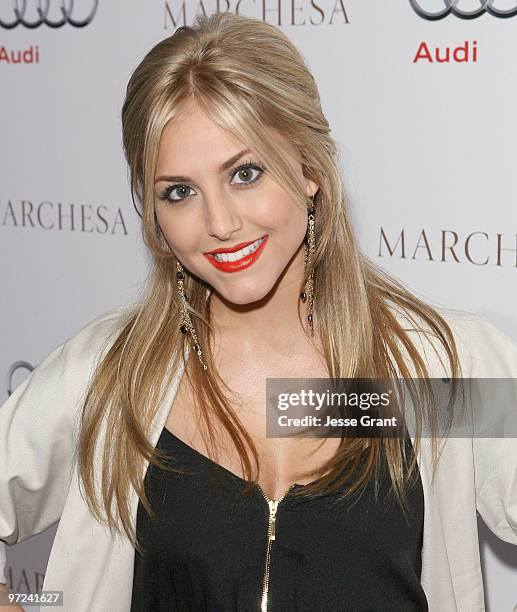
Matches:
[77,12,462,554]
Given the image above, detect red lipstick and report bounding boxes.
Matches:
[203,235,268,273]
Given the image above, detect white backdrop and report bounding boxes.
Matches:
[1,1,516,610]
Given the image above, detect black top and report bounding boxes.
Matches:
[130,427,427,612]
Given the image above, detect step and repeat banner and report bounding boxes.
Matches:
[1,1,516,610]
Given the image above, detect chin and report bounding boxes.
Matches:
[214,278,275,306]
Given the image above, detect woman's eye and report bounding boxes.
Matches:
[230,163,264,185]
[160,184,195,203]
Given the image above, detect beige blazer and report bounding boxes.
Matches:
[1,304,516,611]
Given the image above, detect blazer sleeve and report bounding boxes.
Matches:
[0,306,132,584]
[462,316,517,545]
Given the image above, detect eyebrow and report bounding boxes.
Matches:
[154,148,251,184]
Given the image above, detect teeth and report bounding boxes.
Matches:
[212,236,265,263]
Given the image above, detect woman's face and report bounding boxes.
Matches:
[154,100,318,306]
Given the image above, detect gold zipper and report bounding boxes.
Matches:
[257,483,295,612]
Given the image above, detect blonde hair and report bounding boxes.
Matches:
[77,12,462,554]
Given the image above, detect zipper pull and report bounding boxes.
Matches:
[268,500,279,541]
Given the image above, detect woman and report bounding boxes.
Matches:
[1,11,516,612]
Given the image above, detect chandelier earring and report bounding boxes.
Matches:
[176,261,208,371]
[300,193,316,337]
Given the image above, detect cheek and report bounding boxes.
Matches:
[156,207,198,254]
[253,186,306,229]
[256,189,306,233]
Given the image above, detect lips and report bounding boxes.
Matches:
[203,235,268,273]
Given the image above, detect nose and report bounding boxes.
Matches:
[204,189,242,241]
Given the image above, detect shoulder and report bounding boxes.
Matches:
[63,303,138,361]
[17,304,140,400]
[391,305,517,378]
[438,307,517,378]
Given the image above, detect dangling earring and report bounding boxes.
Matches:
[176,262,209,371]
[300,193,316,337]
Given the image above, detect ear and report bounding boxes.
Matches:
[305,179,319,199]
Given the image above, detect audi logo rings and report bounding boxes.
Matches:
[409,0,517,20]
[0,0,98,29]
